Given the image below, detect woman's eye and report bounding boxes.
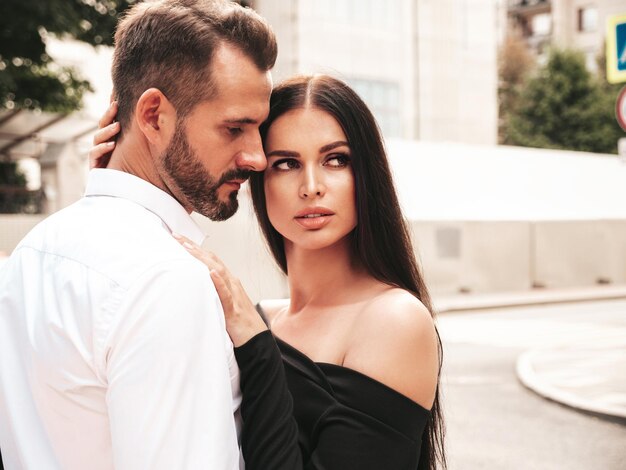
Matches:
[272,159,300,170]
[325,154,350,168]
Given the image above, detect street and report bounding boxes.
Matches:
[438,299,626,469]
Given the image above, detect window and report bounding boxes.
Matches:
[531,13,551,36]
[578,7,598,32]
[584,50,598,72]
[348,79,402,138]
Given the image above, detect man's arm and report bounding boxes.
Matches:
[104,259,239,469]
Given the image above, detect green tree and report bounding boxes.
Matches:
[0,0,135,113]
[0,162,43,213]
[507,48,624,154]
[498,34,535,144]
[0,0,135,213]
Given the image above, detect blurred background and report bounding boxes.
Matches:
[2,0,626,300]
[1,0,626,468]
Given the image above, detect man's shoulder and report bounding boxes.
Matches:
[16,196,199,289]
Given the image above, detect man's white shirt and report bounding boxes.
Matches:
[0,169,243,469]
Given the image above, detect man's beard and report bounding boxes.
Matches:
[160,121,251,221]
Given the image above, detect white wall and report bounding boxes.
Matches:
[256,0,499,143]
[417,0,499,145]
[4,211,625,300]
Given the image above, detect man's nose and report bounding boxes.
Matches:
[236,133,267,172]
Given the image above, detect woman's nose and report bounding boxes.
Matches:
[299,167,326,198]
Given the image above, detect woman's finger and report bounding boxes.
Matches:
[92,122,120,146]
[98,101,118,129]
[173,233,231,279]
[88,142,116,169]
[209,269,234,316]
[175,234,227,270]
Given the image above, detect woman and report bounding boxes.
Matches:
[91,74,445,469]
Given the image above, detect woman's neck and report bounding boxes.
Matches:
[284,236,371,313]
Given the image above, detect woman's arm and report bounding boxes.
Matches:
[234,331,302,469]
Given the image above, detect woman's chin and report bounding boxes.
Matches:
[284,232,352,253]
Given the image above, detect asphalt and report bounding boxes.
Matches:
[433,285,626,423]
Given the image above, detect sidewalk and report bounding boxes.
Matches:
[433,285,626,423]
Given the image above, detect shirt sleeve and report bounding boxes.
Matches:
[103,259,240,470]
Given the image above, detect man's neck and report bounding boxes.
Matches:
[108,135,169,197]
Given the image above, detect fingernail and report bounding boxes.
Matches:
[112,122,120,129]
[182,241,194,250]
[172,232,182,239]
[106,141,115,148]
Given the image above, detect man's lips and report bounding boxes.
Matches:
[223,179,247,189]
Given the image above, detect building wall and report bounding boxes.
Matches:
[510,0,626,70]
[413,219,626,295]
[417,0,499,145]
[255,0,499,144]
[0,215,47,255]
[412,221,532,295]
[3,211,625,301]
[552,0,626,70]
[532,219,626,287]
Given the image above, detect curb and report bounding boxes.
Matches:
[516,349,626,423]
[434,286,626,314]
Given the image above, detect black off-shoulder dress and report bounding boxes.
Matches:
[234,308,431,470]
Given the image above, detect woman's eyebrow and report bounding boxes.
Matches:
[266,150,301,158]
[319,141,349,153]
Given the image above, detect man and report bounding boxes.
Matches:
[0,1,276,468]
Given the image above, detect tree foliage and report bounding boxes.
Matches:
[0,0,136,113]
[505,48,624,154]
[0,0,135,212]
[0,162,43,214]
[498,34,535,144]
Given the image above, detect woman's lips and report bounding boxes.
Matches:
[294,208,334,229]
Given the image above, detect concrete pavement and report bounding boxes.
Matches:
[433,285,626,423]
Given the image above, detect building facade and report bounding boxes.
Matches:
[507,0,626,70]
[250,0,499,145]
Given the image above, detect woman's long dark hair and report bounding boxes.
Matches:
[250,75,445,470]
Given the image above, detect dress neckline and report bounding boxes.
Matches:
[273,334,431,413]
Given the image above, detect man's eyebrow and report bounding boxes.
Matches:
[319,141,349,153]
[266,150,300,158]
[223,118,258,125]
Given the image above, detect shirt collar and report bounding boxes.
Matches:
[85,169,206,245]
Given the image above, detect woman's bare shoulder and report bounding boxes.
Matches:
[344,288,440,408]
[257,298,290,325]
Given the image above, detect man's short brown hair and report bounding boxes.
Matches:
[111,0,277,137]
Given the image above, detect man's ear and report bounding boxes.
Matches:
[134,88,176,146]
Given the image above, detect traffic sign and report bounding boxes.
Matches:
[616,85,626,132]
[606,13,626,84]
